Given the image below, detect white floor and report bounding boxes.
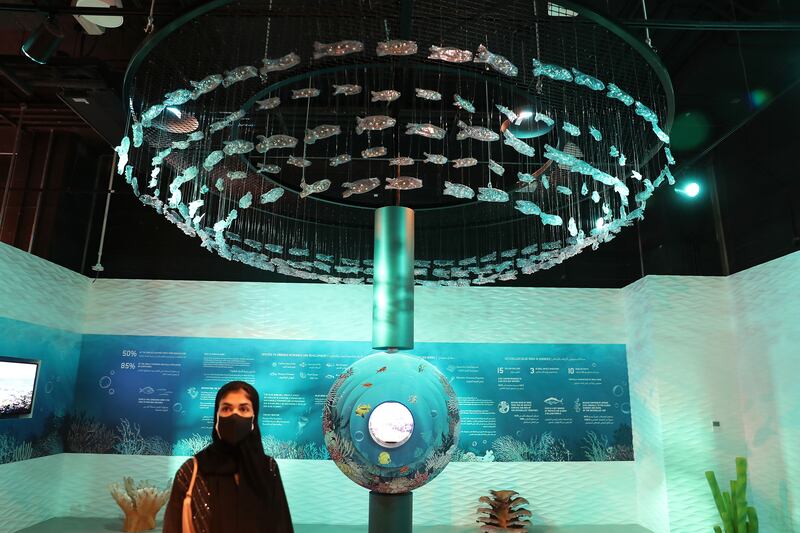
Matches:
[17,517,654,533]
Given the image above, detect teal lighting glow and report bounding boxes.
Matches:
[676,182,701,198]
[595,217,605,229]
[515,110,533,125]
[166,107,182,118]
[749,88,772,109]
[21,18,64,65]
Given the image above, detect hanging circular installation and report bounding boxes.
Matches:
[119,0,676,286]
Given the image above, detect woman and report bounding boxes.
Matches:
[163,381,294,533]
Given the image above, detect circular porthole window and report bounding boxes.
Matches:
[368,401,414,449]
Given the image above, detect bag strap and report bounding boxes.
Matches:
[182,458,199,533]
[186,457,199,497]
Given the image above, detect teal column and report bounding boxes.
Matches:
[372,206,414,351]
[369,491,413,533]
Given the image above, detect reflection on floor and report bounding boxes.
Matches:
[17,517,654,532]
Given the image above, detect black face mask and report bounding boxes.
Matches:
[216,413,254,445]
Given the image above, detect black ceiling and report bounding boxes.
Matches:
[0,0,798,287]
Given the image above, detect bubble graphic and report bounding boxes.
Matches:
[482,440,487,445]
[430,409,438,418]
[620,402,631,414]
[471,441,478,447]
[515,430,523,437]
[45,381,54,394]
[110,370,115,375]
[353,430,365,442]
[99,376,112,389]
[612,385,624,397]
[108,388,115,395]
[173,403,183,412]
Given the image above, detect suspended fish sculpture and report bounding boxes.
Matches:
[664,146,675,165]
[514,200,541,215]
[355,115,396,134]
[592,190,600,203]
[151,147,171,167]
[386,176,422,190]
[141,104,165,126]
[287,155,311,168]
[329,154,352,167]
[619,153,627,166]
[488,159,505,176]
[215,178,225,192]
[256,97,281,110]
[531,58,573,81]
[541,174,549,189]
[376,40,418,56]
[257,163,281,174]
[291,88,320,99]
[453,94,475,113]
[222,65,258,87]
[631,170,642,180]
[477,186,509,202]
[256,134,297,153]
[581,183,589,195]
[342,178,380,197]
[556,185,572,195]
[361,146,387,158]
[571,68,605,91]
[300,179,331,198]
[239,191,253,209]
[474,44,518,76]
[415,88,442,101]
[534,112,554,127]
[443,181,474,199]
[405,122,446,139]
[188,199,204,218]
[562,122,581,137]
[610,145,620,157]
[163,89,192,107]
[169,166,198,191]
[452,157,478,168]
[503,129,535,156]
[635,101,659,125]
[518,172,534,183]
[114,137,130,175]
[313,40,364,59]
[131,122,143,148]
[190,74,223,100]
[209,109,246,133]
[371,90,401,103]
[187,131,204,142]
[332,84,362,96]
[423,153,447,164]
[540,213,563,226]
[568,217,578,237]
[456,120,499,141]
[428,45,473,63]
[607,83,634,106]
[227,170,247,180]
[259,52,300,76]
[496,104,518,123]
[171,140,191,150]
[304,124,341,144]
[203,150,225,171]
[389,156,414,166]
[652,123,670,143]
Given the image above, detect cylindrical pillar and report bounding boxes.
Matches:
[369,491,412,533]
[372,206,414,351]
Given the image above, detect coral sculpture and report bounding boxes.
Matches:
[477,489,532,531]
[109,477,171,532]
[706,457,759,533]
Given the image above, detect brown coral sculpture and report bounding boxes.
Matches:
[109,477,171,532]
[476,489,532,532]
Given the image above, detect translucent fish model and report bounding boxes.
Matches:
[405,122,446,139]
[619,153,627,166]
[260,52,300,76]
[496,104,518,123]
[389,156,414,166]
[227,170,247,180]
[332,84,362,96]
[329,154,352,167]
[568,217,578,237]
[610,145,620,157]
[356,115,396,134]
[171,140,191,150]
[169,166,198,191]
[534,112,554,127]
[209,109,246,133]
[187,131,204,142]
[342,178,380,197]
[215,178,225,192]
[503,129,535,156]
[305,124,341,144]
[488,159,505,176]
[141,104,165,126]
[203,150,224,171]
[531,58,573,81]
[443,181,474,199]
[256,134,297,153]
[361,146,387,158]
[386,176,422,190]
[452,157,478,168]
[190,74,223,99]
[518,172,534,183]
[635,101,659,125]
[477,186,509,202]
[114,136,130,175]
[631,170,642,180]
[257,163,281,174]
[222,139,254,156]
[423,153,447,164]
[592,190,600,203]
[151,147,171,166]
[456,120,499,142]
[540,213,563,226]
[256,97,281,110]
[163,89,192,107]
[376,40,418,56]
[474,44,518,77]
[313,40,364,59]
[589,126,602,141]
[371,90,401,102]
[415,88,442,101]
[571,68,605,91]
[222,65,258,87]
[428,45,473,63]
[300,179,331,198]
[131,122,144,149]
[287,155,312,168]
[188,199,204,218]
[607,83,634,106]
[557,185,572,195]
[453,94,475,113]
[581,182,589,195]
[514,200,541,215]
[652,123,670,143]
[541,174,550,189]
[239,191,253,209]
[291,88,321,99]
[664,146,675,165]
[562,122,581,137]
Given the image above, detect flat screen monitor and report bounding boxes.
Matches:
[0,357,40,419]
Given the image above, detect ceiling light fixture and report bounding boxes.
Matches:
[21,17,64,65]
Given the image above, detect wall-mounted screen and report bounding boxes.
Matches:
[0,357,40,419]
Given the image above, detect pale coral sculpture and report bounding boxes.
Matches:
[476,489,532,532]
[109,477,171,532]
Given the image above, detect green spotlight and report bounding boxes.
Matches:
[677,182,701,198]
[21,17,64,65]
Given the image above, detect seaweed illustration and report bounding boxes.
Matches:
[172,433,211,456]
[492,433,571,462]
[261,436,331,460]
[64,412,115,453]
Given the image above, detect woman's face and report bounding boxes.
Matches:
[217,389,254,419]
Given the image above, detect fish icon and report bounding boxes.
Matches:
[355,404,371,417]
[378,451,391,465]
[139,387,155,395]
[543,397,563,405]
[376,366,387,373]
[408,395,417,404]
[362,382,373,388]
[399,465,409,474]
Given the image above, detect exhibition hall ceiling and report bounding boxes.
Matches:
[0,0,798,287]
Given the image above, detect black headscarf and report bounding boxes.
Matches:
[195,381,293,533]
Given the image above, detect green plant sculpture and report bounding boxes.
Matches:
[705,457,759,533]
